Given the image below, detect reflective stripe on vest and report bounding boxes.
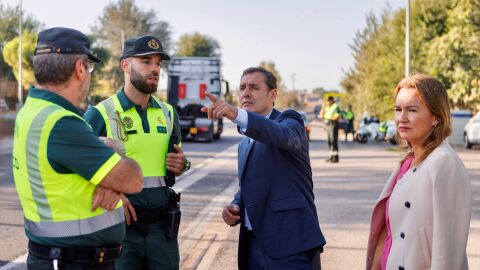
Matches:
[13,97,123,238]
[102,97,126,154]
[97,95,174,188]
[24,207,124,237]
[144,176,166,188]
[27,105,60,220]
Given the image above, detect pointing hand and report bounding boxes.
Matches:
[201,93,238,120]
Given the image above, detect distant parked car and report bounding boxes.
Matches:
[464,112,480,149]
[298,111,311,140]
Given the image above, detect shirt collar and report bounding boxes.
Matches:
[117,88,161,111]
[265,110,273,119]
[28,86,83,116]
[116,88,162,111]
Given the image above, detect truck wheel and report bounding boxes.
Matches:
[356,133,368,144]
[205,125,214,142]
[213,119,222,140]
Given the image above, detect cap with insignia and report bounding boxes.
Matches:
[34,27,101,63]
[120,35,170,61]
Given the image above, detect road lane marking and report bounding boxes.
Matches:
[0,143,240,269]
[174,144,237,193]
[0,253,28,270]
[179,179,238,269]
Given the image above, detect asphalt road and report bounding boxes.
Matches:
[0,120,242,268]
[0,118,479,269]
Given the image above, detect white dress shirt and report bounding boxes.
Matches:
[232,107,272,230]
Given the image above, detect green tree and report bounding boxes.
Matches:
[90,0,171,95]
[426,0,480,111]
[340,0,457,120]
[0,3,42,81]
[175,32,220,57]
[259,60,284,91]
[258,60,299,108]
[2,30,37,90]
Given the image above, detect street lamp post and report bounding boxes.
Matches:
[17,0,23,109]
[405,0,410,78]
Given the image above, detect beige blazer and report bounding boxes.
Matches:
[366,141,471,270]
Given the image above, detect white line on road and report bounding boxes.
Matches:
[174,144,237,193]
[0,143,239,269]
[0,253,27,270]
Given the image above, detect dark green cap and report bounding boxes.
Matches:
[120,35,170,61]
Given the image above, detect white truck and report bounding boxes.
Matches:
[167,57,229,142]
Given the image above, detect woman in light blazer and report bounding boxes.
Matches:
[366,74,471,270]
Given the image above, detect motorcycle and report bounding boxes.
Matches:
[356,117,396,144]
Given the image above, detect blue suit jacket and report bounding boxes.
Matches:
[233,108,326,262]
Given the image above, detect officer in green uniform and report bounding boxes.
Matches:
[320,96,341,162]
[13,27,143,270]
[84,35,190,270]
[342,104,355,142]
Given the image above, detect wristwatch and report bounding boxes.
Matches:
[182,158,191,173]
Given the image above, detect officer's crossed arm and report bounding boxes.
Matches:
[47,116,143,211]
[92,157,142,211]
[91,138,142,211]
[98,152,142,194]
[92,136,142,194]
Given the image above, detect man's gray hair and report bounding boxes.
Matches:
[33,54,87,86]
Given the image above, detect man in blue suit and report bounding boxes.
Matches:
[202,67,326,269]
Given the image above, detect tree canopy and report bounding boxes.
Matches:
[0,3,42,81]
[342,0,480,120]
[2,30,37,90]
[258,60,301,109]
[175,32,220,57]
[90,0,171,95]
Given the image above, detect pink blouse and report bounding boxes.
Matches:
[381,155,414,270]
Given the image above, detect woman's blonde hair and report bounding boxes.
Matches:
[394,73,452,165]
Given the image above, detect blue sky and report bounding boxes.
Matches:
[3,0,405,91]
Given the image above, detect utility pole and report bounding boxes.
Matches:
[17,0,23,109]
[405,0,410,78]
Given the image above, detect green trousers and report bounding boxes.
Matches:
[327,121,339,161]
[115,221,179,270]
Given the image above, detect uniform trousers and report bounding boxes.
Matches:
[327,121,339,161]
[115,220,179,270]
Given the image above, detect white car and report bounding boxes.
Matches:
[464,112,480,149]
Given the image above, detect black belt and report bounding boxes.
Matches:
[28,241,122,265]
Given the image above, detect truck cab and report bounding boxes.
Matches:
[167,57,229,142]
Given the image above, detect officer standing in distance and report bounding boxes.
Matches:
[12,27,143,270]
[85,35,190,270]
[320,96,341,162]
[343,104,355,142]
